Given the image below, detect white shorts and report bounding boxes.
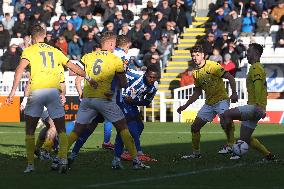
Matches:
[238,105,266,129]
[25,88,65,119]
[76,98,125,124]
[197,100,230,122]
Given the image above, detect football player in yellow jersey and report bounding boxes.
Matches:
[222,43,275,161]
[177,45,238,159]
[5,25,96,173]
[67,32,150,170]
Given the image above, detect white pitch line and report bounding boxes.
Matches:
[83,163,246,188]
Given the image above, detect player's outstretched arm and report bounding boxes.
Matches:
[6,59,29,104]
[65,61,98,88]
[177,87,202,114]
[222,72,238,103]
[75,76,83,98]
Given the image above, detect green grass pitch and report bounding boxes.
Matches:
[0,122,284,189]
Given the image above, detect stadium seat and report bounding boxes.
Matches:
[0,49,4,57]
[262,48,274,57]
[269,25,280,34]
[50,16,60,27]
[274,48,284,57]
[93,16,102,27]
[251,36,265,46]
[127,48,140,57]
[265,36,274,48]
[9,38,23,46]
[239,37,251,47]
[2,5,14,17]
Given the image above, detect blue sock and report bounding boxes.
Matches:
[71,128,94,155]
[103,121,112,144]
[114,134,124,158]
[128,120,143,152]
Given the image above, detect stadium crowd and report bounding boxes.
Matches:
[0,0,283,76]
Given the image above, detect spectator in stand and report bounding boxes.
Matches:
[221,53,236,77]
[103,0,119,22]
[2,13,15,35]
[0,44,22,72]
[112,11,125,33]
[77,0,91,18]
[215,7,227,31]
[222,0,233,16]
[82,31,98,55]
[208,22,223,39]
[245,0,261,17]
[41,2,54,26]
[241,9,256,37]
[155,11,168,30]
[235,39,247,62]
[143,20,161,42]
[55,35,68,55]
[69,11,83,31]
[141,11,150,29]
[255,10,271,37]
[200,32,215,58]
[222,40,240,68]
[129,19,144,48]
[140,32,155,55]
[19,35,31,50]
[22,1,35,19]
[121,2,134,24]
[119,22,131,39]
[180,0,194,27]
[45,31,56,46]
[51,21,62,40]
[214,31,234,50]
[209,47,223,63]
[68,34,83,60]
[0,0,3,17]
[224,10,242,38]
[0,23,10,50]
[15,0,26,15]
[91,26,102,45]
[275,21,284,47]
[143,52,161,74]
[77,24,91,41]
[102,21,116,33]
[180,67,194,87]
[157,0,171,20]
[156,33,172,68]
[29,10,42,28]
[163,21,179,43]
[59,13,68,32]
[142,1,157,19]
[82,11,98,29]
[169,0,187,33]
[254,0,266,13]
[271,0,284,24]
[63,22,76,42]
[12,12,29,38]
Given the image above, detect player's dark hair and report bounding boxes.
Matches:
[31,24,46,38]
[146,65,160,74]
[249,43,263,57]
[190,45,204,54]
[116,35,131,48]
[100,31,116,44]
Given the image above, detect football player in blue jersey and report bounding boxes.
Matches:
[112,65,159,168]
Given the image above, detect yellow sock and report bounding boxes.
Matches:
[250,137,270,156]
[192,132,201,152]
[226,123,235,147]
[67,131,78,151]
[25,135,35,165]
[58,132,68,159]
[42,139,54,152]
[120,129,137,158]
[35,138,45,150]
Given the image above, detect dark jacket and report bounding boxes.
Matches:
[169,5,188,33]
[0,29,11,49]
[12,20,30,37]
[1,47,22,72]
